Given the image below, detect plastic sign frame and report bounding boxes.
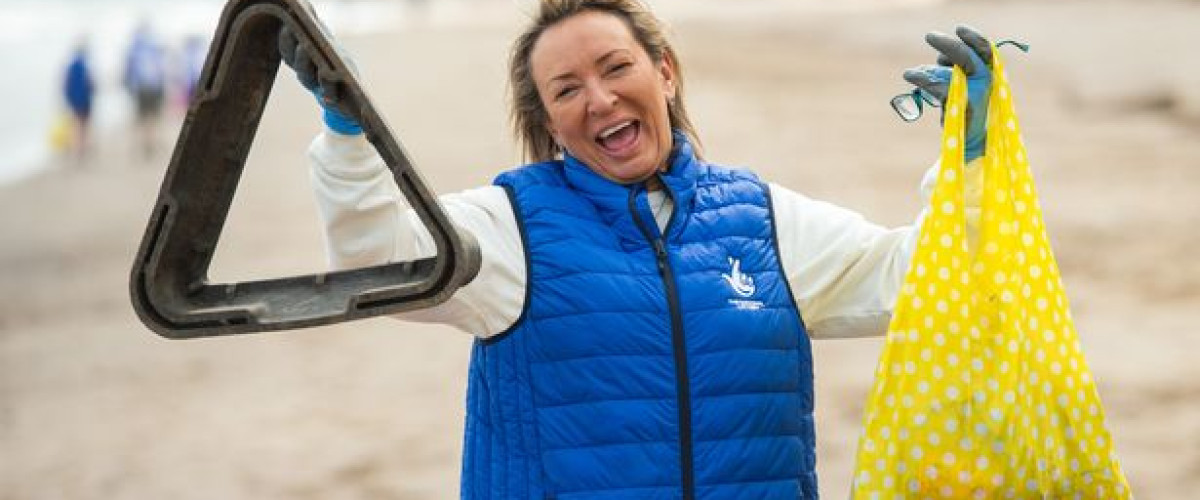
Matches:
[129,0,480,338]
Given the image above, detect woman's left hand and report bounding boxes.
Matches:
[902,25,994,163]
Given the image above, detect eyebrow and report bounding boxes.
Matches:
[548,49,632,84]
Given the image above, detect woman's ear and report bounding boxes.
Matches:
[658,56,677,101]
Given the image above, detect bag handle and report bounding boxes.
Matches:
[930,46,1029,261]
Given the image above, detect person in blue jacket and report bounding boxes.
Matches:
[123,22,167,160]
[180,34,208,106]
[63,40,95,161]
[280,0,997,497]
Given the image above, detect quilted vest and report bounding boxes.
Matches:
[461,135,817,499]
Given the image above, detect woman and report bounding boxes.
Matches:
[281,0,994,497]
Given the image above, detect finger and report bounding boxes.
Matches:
[318,72,341,104]
[318,72,358,118]
[278,27,298,67]
[926,31,977,75]
[955,25,993,66]
[936,54,953,68]
[293,42,319,91]
[903,65,951,102]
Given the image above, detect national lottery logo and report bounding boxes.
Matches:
[723,257,764,310]
[722,257,756,297]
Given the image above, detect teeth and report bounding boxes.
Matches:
[599,121,632,140]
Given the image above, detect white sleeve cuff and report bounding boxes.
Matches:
[309,130,384,179]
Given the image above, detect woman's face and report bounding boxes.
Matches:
[530,10,676,184]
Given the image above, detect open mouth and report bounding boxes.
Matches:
[596,120,640,155]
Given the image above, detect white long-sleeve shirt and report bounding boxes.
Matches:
[309,130,979,339]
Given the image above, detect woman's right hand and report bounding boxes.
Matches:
[277,25,364,135]
[902,25,994,163]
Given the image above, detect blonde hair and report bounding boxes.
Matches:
[508,0,701,162]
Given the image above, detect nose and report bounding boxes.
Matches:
[583,80,617,117]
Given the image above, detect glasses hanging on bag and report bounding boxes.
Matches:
[890,87,942,122]
[890,39,1030,122]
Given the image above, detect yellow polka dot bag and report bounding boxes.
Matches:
[851,48,1131,498]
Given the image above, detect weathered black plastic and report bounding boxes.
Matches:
[130,0,480,338]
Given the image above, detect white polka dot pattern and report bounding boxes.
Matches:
[851,50,1131,498]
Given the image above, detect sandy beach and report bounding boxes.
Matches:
[3,0,1199,497]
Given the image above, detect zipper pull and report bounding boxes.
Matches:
[653,239,668,271]
[653,239,667,257]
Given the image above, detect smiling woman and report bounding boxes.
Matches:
[509,2,696,184]
[284,0,1004,498]
[530,10,677,184]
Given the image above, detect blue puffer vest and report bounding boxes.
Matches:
[461,135,816,499]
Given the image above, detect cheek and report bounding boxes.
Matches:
[545,104,582,143]
[650,97,673,139]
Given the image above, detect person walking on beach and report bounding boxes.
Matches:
[62,40,95,162]
[179,34,208,107]
[123,22,167,160]
[280,0,998,497]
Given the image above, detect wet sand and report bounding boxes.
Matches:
[3,0,1198,497]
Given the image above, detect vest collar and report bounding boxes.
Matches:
[561,131,700,242]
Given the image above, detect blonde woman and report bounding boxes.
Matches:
[280,1,994,497]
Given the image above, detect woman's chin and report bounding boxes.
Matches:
[572,145,663,185]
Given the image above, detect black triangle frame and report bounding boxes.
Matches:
[129,0,480,338]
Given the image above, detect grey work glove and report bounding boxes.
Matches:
[278,25,363,135]
[903,25,993,163]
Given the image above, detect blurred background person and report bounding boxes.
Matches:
[178,34,208,108]
[61,39,95,164]
[123,21,167,161]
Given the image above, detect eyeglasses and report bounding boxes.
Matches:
[890,88,941,122]
[890,39,1030,122]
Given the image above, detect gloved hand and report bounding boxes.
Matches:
[902,25,993,163]
[278,26,363,135]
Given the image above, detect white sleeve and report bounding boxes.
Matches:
[770,159,981,339]
[307,130,526,338]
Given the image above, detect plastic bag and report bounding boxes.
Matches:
[49,112,74,153]
[851,48,1131,498]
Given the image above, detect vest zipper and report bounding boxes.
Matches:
[627,185,695,500]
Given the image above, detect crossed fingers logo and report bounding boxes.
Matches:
[722,257,756,298]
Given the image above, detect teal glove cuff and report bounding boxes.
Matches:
[315,88,362,136]
[903,64,990,163]
[963,65,991,163]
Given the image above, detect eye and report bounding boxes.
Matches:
[554,85,579,100]
[606,62,632,76]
